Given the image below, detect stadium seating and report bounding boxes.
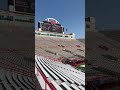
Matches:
[35,35,85,62]
[86,31,120,74]
[0,68,35,90]
[86,31,120,89]
[0,52,34,78]
[0,51,35,89]
[100,31,120,42]
[35,55,85,90]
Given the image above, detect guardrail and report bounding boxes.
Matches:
[35,65,55,90]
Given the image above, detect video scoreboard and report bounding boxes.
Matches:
[38,19,64,33]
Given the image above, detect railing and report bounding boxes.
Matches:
[35,65,55,90]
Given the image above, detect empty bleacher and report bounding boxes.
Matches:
[100,30,120,42]
[86,31,120,74]
[0,68,35,90]
[86,31,120,89]
[35,32,85,90]
[35,35,85,62]
[0,52,34,78]
[35,55,85,90]
[0,52,35,90]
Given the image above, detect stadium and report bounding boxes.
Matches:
[35,18,85,90]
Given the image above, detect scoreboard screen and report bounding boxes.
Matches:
[41,21,51,31]
[40,21,64,33]
[15,0,34,13]
[52,24,63,33]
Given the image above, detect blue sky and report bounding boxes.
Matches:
[86,0,120,30]
[35,0,85,39]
